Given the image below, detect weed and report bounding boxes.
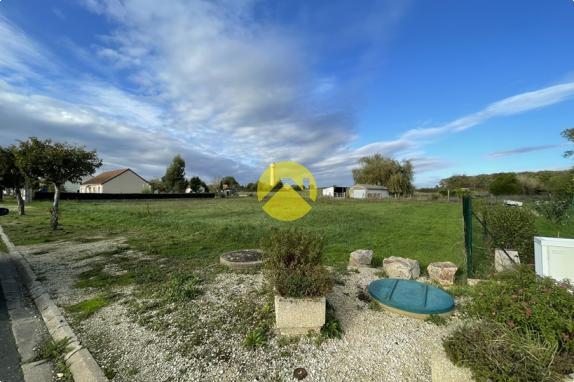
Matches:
[243,326,268,349]
[164,274,202,302]
[320,302,343,340]
[36,338,72,382]
[66,296,110,320]
[75,265,133,289]
[425,314,448,326]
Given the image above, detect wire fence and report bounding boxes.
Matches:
[463,196,519,278]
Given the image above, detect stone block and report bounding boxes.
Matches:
[274,295,325,335]
[382,256,420,279]
[349,249,373,268]
[494,249,520,272]
[427,262,458,286]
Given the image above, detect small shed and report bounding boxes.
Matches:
[350,184,389,199]
[322,186,347,198]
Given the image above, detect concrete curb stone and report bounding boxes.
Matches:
[0,225,109,382]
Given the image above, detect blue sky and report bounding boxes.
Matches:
[0,0,573,187]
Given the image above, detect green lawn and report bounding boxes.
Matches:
[0,197,466,271]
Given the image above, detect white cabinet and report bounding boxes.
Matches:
[534,237,574,283]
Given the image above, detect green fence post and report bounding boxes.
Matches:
[462,195,473,277]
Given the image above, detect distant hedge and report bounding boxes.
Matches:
[33,192,215,201]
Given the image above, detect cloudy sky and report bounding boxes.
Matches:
[1,0,573,186]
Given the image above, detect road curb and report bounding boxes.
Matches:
[0,225,109,382]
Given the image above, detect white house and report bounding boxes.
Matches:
[322,186,347,198]
[80,169,149,194]
[349,184,389,199]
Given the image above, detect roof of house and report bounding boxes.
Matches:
[81,168,148,185]
[351,184,388,190]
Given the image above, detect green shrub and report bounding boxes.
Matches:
[444,321,566,382]
[478,204,536,263]
[460,268,574,356]
[262,228,332,298]
[534,199,571,225]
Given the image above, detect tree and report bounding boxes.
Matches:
[221,176,238,189]
[16,138,102,230]
[562,128,574,158]
[148,178,166,194]
[489,173,521,195]
[188,176,207,193]
[352,154,414,196]
[0,146,26,215]
[162,155,187,193]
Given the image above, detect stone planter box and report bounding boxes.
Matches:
[274,295,326,336]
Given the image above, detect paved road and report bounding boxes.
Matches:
[0,283,24,382]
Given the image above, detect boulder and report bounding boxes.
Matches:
[349,249,373,268]
[427,262,458,286]
[494,249,520,272]
[382,256,420,279]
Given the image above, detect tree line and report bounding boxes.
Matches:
[438,170,572,196]
[438,128,574,197]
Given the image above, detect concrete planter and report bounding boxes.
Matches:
[274,295,326,335]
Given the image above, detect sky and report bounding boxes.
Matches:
[0,0,573,187]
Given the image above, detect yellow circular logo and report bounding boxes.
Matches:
[257,162,317,221]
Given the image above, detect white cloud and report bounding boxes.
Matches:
[487,144,565,158]
[2,3,574,188]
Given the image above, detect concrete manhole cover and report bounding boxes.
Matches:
[220,249,263,271]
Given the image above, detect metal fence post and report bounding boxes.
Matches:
[462,195,473,277]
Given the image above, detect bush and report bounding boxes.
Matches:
[460,268,574,357]
[444,321,566,382]
[478,203,536,263]
[262,228,332,298]
[534,199,571,225]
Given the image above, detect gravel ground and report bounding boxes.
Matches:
[18,239,461,382]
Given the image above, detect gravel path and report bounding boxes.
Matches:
[18,239,460,382]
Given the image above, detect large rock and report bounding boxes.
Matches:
[494,249,520,272]
[349,249,373,268]
[382,256,420,279]
[427,262,458,286]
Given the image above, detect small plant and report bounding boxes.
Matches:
[243,327,268,349]
[320,302,343,340]
[477,203,536,263]
[425,314,448,326]
[261,228,332,298]
[534,199,571,225]
[165,274,202,302]
[36,338,73,382]
[444,321,568,382]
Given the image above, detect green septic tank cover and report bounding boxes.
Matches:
[368,279,454,315]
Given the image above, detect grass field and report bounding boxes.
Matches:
[0,197,466,270]
[0,197,571,276]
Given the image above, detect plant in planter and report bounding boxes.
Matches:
[262,228,332,335]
